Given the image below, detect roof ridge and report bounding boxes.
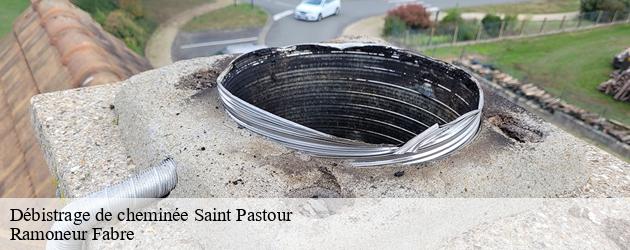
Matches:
[30,0,150,87]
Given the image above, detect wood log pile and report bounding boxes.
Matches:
[599,48,630,102]
[598,68,630,102]
[456,57,630,145]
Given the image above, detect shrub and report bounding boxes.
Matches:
[437,22,477,42]
[581,0,629,21]
[383,16,408,36]
[441,9,463,24]
[73,0,156,55]
[386,4,432,29]
[104,10,147,54]
[92,9,108,24]
[581,0,629,13]
[118,0,144,18]
[438,8,477,42]
[482,14,502,37]
[72,0,117,14]
[456,22,478,41]
[504,15,518,29]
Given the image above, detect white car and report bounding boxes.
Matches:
[294,0,340,21]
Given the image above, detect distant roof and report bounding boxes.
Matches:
[0,0,152,197]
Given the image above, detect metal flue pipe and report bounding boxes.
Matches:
[218,44,483,167]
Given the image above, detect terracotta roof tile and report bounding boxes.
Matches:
[0,0,153,197]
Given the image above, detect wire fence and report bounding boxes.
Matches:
[387,10,630,50]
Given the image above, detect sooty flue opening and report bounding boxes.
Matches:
[221,45,480,145]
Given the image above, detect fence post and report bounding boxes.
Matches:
[539,17,547,33]
[519,19,526,36]
[577,13,583,28]
[559,15,566,30]
[427,10,440,47]
[498,20,505,38]
[595,10,603,25]
[428,26,435,47]
[452,24,459,45]
[475,23,483,41]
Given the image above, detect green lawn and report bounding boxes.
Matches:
[457,0,580,14]
[182,4,268,32]
[426,24,630,125]
[0,0,29,39]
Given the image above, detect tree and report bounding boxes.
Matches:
[386,4,433,29]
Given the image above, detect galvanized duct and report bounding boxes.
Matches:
[46,159,178,250]
[218,44,483,167]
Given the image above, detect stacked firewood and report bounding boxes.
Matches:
[456,57,630,145]
[598,68,630,102]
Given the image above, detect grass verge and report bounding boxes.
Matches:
[456,0,580,14]
[182,4,268,32]
[425,24,630,125]
[0,0,29,39]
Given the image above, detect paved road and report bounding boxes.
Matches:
[261,0,525,46]
[173,27,261,60]
[146,0,232,66]
[173,0,524,60]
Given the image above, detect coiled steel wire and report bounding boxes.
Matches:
[218,43,483,167]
